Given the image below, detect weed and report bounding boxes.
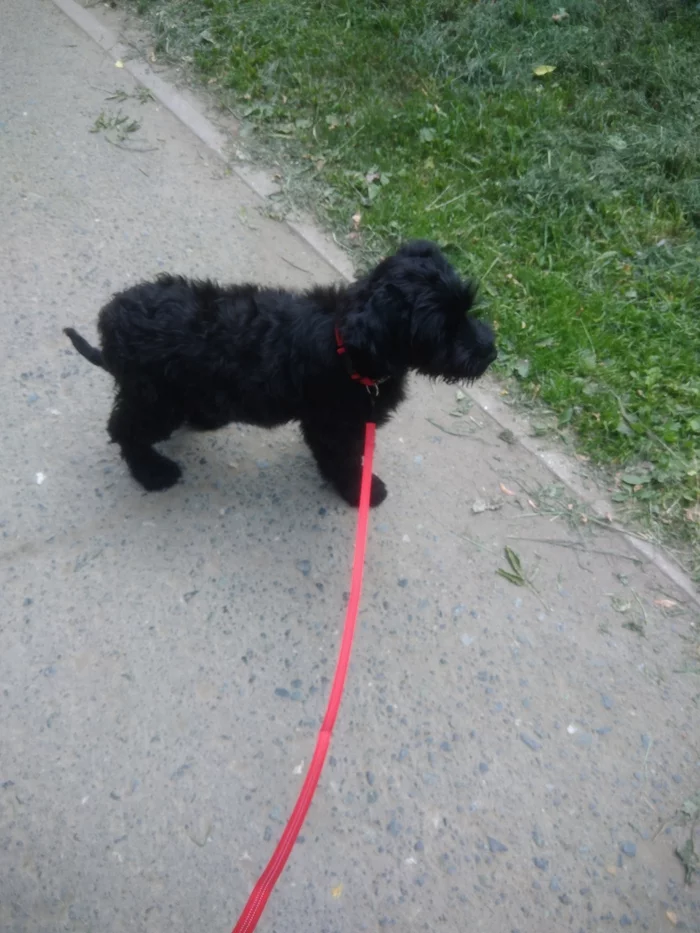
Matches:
[91,110,141,141]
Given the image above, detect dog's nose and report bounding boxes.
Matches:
[474,320,497,364]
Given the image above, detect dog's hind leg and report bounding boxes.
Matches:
[301,417,387,508]
[107,386,184,491]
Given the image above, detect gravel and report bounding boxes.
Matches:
[520,732,542,751]
[487,836,508,853]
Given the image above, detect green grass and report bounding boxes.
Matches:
[132,0,700,571]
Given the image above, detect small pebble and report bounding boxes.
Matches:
[414,840,424,852]
[295,560,311,577]
[398,578,408,588]
[620,916,632,927]
[366,771,375,786]
[478,762,489,774]
[559,894,572,906]
[487,836,508,853]
[387,819,402,837]
[600,694,614,710]
[620,842,636,857]
[533,857,549,871]
[274,687,290,698]
[549,876,561,893]
[520,732,541,751]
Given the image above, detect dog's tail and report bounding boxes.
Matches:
[63,327,105,368]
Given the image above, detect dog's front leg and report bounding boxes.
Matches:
[301,417,387,508]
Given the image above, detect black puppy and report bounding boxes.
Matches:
[64,240,496,506]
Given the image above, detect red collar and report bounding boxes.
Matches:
[335,327,389,390]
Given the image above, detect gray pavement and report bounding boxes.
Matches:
[1,2,699,931]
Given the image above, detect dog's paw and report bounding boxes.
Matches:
[369,474,388,507]
[335,473,387,508]
[128,450,182,491]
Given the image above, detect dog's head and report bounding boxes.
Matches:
[347,240,497,383]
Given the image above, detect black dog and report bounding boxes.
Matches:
[64,240,496,506]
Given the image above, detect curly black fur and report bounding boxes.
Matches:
[64,240,496,506]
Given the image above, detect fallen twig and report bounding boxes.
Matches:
[104,139,159,153]
[280,255,313,276]
[506,535,643,564]
[426,418,491,442]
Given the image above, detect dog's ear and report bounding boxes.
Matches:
[343,283,402,359]
[396,240,447,265]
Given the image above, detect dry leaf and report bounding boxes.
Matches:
[528,498,538,510]
[115,60,124,69]
[654,599,678,609]
[499,483,515,496]
[666,910,678,926]
[351,212,362,230]
[147,47,157,63]
[533,65,556,77]
[331,883,343,899]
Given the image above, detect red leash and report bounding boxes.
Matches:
[231,422,376,933]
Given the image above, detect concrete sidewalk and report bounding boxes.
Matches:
[1,2,698,931]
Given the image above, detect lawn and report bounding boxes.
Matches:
[133,0,700,572]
